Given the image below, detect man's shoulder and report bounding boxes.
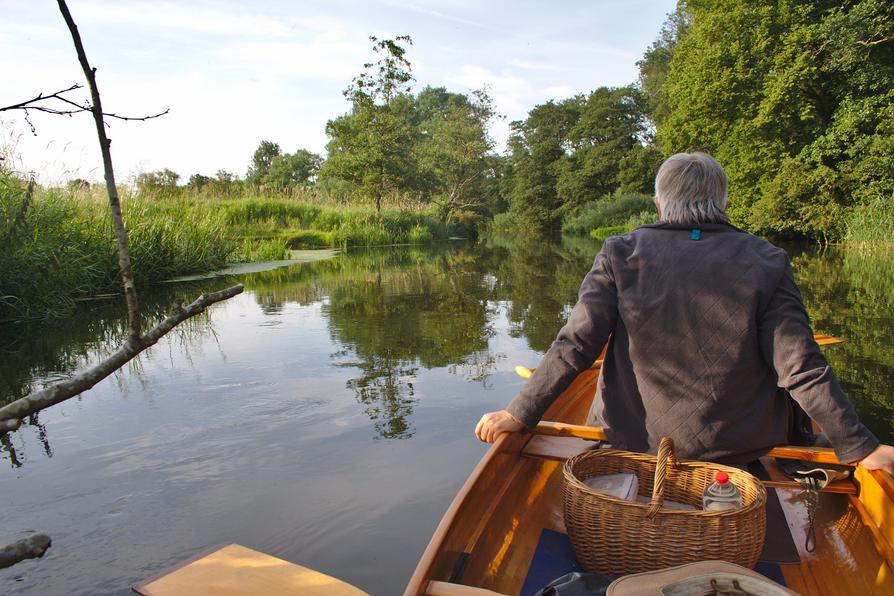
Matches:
[611,222,790,271]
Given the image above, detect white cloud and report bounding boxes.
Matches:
[378,0,496,31]
[73,1,323,37]
[542,85,574,99]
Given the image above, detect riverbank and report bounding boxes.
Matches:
[0,175,458,320]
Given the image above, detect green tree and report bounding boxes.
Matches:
[246,140,282,186]
[187,173,212,191]
[555,86,659,216]
[416,87,499,224]
[647,0,894,241]
[209,169,241,198]
[135,168,180,197]
[261,149,323,189]
[504,98,583,230]
[319,36,422,213]
[65,178,90,193]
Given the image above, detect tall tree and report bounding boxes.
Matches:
[555,86,659,215]
[319,36,422,213]
[505,98,583,230]
[246,140,281,186]
[417,87,499,224]
[262,149,323,189]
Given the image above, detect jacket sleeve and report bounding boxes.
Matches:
[758,260,879,463]
[506,240,619,428]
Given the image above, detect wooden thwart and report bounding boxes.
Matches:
[533,421,847,466]
[133,544,368,596]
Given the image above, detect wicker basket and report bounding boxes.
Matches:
[562,437,766,575]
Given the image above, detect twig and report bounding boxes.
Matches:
[0,84,169,123]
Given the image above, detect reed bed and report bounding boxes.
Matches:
[0,177,455,320]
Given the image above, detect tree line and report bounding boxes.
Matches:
[133,1,892,242]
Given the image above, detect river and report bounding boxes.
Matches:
[1,235,892,595]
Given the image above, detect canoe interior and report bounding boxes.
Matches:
[406,366,894,595]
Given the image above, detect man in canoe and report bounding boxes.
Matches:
[476,151,894,474]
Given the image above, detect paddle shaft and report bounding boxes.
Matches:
[533,421,846,466]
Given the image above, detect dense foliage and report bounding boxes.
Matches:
[640,0,894,242]
[501,88,660,231]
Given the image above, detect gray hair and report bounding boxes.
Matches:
[654,152,729,225]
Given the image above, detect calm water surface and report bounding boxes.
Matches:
[1,236,892,595]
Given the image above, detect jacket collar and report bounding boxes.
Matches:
[639,220,746,233]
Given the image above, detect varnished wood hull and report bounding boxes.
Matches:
[405,360,894,596]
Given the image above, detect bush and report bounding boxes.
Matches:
[234,238,288,261]
[287,230,335,248]
[408,225,433,244]
[589,225,629,240]
[489,211,526,234]
[562,191,654,234]
[624,210,657,229]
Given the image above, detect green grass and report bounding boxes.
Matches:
[0,175,459,320]
[844,193,894,253]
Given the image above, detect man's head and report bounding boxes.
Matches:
[654,152,729,225]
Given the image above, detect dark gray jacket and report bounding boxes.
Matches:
[506,222,878,464]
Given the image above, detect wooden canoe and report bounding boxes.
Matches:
[405,334,894,596]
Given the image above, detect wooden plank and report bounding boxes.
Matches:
[854,466,894,570]
[533,422,847,466]
[521,435,598,461]
[426,580,508,595]
[133,544,367,596]
[776,489,894,595]
[404,431,530,596]
[459,458,565,594]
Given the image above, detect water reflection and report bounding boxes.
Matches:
[791,247,894,441]
[1,237,893,596]
[2,238,893,463]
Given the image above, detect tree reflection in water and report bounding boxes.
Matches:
[2,238,892,458]
[346,353,418,439]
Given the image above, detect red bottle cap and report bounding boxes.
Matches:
[715,471,729,484]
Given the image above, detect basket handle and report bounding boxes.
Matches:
[646,437,678,518]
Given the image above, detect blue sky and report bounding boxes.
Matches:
[1,0,676,184]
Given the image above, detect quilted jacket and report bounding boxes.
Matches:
[506,221,878,464]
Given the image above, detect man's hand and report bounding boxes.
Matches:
[859,444,894,475]
[475,410,524,443]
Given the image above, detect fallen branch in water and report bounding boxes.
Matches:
[0,284,244,430]
[0,533,52,570]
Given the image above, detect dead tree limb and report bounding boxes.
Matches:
[0,84,169,128]
[0,284,243,426]
[0,533,51,569]
[0,1,246,567]
[58,0,142,340]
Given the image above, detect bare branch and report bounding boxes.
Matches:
[0,284,243,426]
[0,533,51,569]
[857,34,894,48]
[58,0,142,339]
[0,83,169,125]
[0,84,82,112]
